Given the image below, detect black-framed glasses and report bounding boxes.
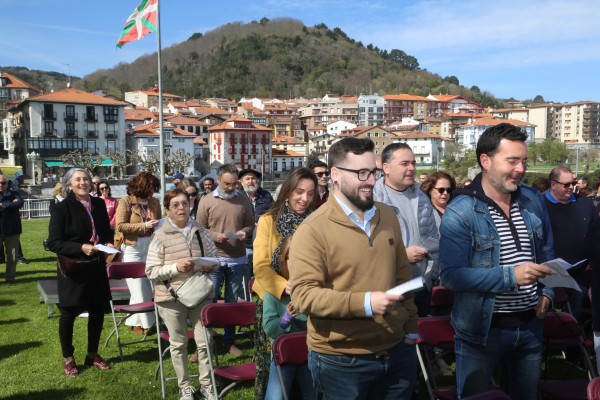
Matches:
[552,179,577,189]
[336,167,383,181]
[434,187,452,194]
[0,181,7,185]
[99,186,109,191]
[187,192,198,197]
[315,171,329,178]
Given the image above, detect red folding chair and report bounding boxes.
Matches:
[201,302,257,398]
[272,331,310,400]
[104,261,155,361]
[538,311,594,400]
[588,377,600,400]
[417,316,457,400]
[430,285,454,316]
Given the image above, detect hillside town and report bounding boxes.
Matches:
[1,70,599,185]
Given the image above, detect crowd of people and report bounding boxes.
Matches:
[30,122,600,400]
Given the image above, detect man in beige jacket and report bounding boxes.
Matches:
[290,137,419,399]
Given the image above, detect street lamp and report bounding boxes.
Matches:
[575,147,584,177]
[26,151,40,185]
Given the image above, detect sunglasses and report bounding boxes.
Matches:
[434,187,452,194]
[99,186,109,190]
[552,180,577,189]
[315,171,329,178]
[0,181,7,185]
[187,192,198,197]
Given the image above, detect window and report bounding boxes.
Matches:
[178,138,185,143]
[86,106,96,121]
[103,106,118,122]
[87,140,97,154]
[282,161,287,171]
[44,121,55,135]
[43,104,54,119]
[148,138,155,143]
[66,121,76,136]
[107,140,117,153]
[291,160,295,169]
[65,105,76,119]
[273,160,278,171]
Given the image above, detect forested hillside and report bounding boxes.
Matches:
[79,18,501,107]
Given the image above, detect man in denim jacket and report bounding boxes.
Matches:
[439,123,554,400]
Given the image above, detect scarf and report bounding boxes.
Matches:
[270,204,311,273]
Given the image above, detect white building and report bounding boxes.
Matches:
[272,148,306,179]
[393,132,447,167]
[358,93,385,126]
[327,120,357,136]
[456,117,535,150]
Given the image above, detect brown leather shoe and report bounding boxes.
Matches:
[227,344,242,357]
[63,358,79,377]
[131,326,145,335]
[84,354,111,370]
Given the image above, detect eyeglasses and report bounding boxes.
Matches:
[99,187,109,191]
[0,181,7,185]
[336,167,383,181]
[315,171,329,178]
[552,179,577,189]
[187,192,198,197]
[169,201,190,209]
[433,187,452,194]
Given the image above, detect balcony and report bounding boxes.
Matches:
[42,111,57,120]
[105,131,118,139]
[44,129,58,137]
[84,113,98,122]
[86,130,98,138]
[64,129,78,138]
[64,112,78,121]
[26,137,84,157]
[104,115,118,123]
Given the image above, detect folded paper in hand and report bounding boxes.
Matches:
[386,276,424,296]
[96,244,120,254]
[191,257,220,271]
[538,258,582,292]
[225,232,244,239]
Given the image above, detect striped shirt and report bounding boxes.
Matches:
[489,201,538,313]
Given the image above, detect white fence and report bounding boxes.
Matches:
[20,198,52,219]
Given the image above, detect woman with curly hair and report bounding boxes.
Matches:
[115,171,161,334]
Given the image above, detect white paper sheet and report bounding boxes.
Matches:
[386,276,425,296]
[96,244,120,254]
[539,258,582,291]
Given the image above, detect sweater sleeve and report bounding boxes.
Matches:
[253,215,288,300]
[115,197,149,236]
[263,292,292,339]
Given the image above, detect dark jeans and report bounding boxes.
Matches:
[455,316,544,399]
[58,303,105,358]
[308,341,417,400]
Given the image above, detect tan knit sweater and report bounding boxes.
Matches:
[145,219,218,303]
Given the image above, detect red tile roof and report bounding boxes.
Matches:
[125,107,156,121]
[0,71,42,93]
[133,121,198,136]
[384,94,431,101]
[28,88,128,106]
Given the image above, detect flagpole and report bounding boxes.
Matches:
[156,0,165,210]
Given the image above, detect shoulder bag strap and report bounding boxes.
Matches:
[163,229,206,300]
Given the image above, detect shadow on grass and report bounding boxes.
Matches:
[3,388,85,400]
[15,269,55,276]
[0,341,43,358]
[0,317,29,325]
[0,299,16,306]
[11,275,57,284]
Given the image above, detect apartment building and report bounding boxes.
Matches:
[338,126,398,155]
[383,94,431,123]
[124,87,183,109]
[299,94,358,128]
[3,88,128,179]
[272,135,308,157]
[456,117,535,150]
[427,94,484,115]
[208,116,273,176]
[272,148,306,179]
[554,101,600,146]
[394,131,447,167]
[358,93,385,126]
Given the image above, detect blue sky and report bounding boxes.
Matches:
[1,0,598,103]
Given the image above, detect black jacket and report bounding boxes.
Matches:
[48,193,113,307]
[0,189,23,236]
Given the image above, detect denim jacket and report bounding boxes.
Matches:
[439,175,554,346]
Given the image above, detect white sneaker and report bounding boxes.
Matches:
[179,385,195,400]
[200,384,217,400]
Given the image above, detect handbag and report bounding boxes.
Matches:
[106,234,124,264]
[163,230,214,308]
[57,254,98,275]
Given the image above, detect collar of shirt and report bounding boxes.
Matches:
[333,194,376,236]
[545,190,576,204]
[212,188,238,199]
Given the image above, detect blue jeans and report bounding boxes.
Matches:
[265,360,315,400]
[308,341,417,400]
[455,316,544,400]
[210,259,246,346]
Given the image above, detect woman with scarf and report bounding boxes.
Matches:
[252,167,317,399]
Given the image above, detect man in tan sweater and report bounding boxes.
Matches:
[290,138,419,399]
[196,164,254,356]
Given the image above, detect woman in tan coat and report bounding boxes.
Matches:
[115,171,161,334]
[146,189,219,400]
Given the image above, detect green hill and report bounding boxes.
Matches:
[79,18,501,107]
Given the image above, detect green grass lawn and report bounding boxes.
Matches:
[0,220,591,399]
[0,219,254,400]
